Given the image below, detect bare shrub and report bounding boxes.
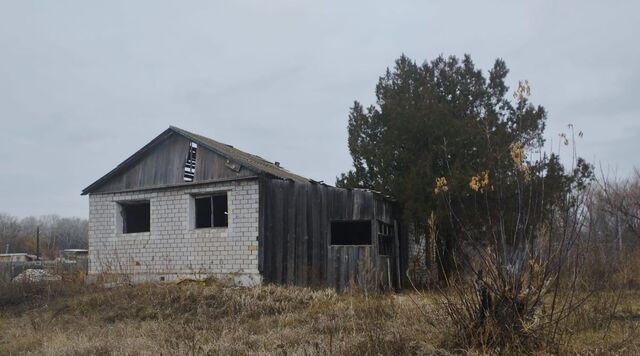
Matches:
[577,170,640,291]
[433,165,640,353]
[426,92,599,351]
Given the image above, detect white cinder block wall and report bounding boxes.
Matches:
[407,230,429,285]
[88,179,260,286]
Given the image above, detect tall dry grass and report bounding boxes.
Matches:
[1,276,639,355]
[0,279,445,355]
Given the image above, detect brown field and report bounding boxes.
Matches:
[0,280,639,355]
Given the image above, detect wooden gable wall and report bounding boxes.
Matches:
[91,132,256,193]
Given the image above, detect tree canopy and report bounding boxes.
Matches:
[337,54,591,254]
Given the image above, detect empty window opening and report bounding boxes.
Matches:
[377,221,394,255]
[120,201,150,234]
[195,197,212,228]
[195,194,228,228]
[183,141,198,182]
[330,220,372,245]
[212,195,228,227]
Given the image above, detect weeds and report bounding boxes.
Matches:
[1,277,639,354]
[0,279,441,355]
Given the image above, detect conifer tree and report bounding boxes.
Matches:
[338,54,591,274]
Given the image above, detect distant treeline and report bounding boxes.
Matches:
[0,213,88,258]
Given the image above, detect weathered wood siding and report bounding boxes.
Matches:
[93,132,255,193]
[260,179,402,291]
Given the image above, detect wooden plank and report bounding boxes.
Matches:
[262,180,273,282]
[374,198,391,224]
[86,176,258,195]
[348,191,355,220]
[267,180,278,282]
[349,247,356,290]
[311,186,329,285]
[353,190,366,220]
[344,247,352,291]
[293,184,302,284]
[335,246,342,292]
[273,182,285,284]
[329,246,336,290]
[195,146,255,181]
[306,185,316,285]
[327,246,334,289]
[361,247,370,291]
[305,185,313,285]
[393,219,402,290]
[352,247,358,290]
[257,178,266,275]
[286,182,296,285]
[296,184,308,285]
[323,187,334,286]
[339,247,348,292]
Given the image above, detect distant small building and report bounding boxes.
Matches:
[0,253,37,263]
[82,126,410,290]
[61,249,89,260]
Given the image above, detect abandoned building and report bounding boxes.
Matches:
[0,253,37,263]
[82,126,409,290]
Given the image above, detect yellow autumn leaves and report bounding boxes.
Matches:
[511,141,530,180]
[434,141,529,195]
[469,170,490,192]
[511,142,525,167]
[434,177,448,194]
[433,171,490,195]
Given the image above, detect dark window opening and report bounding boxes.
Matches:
[195,197,212,228]
[330,220,371,245]
[121,201,150,234]
[377,221,393,255]
[183,141,197,182]
[194,194,228,228]
[212,195,228,227]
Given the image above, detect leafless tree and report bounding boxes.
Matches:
[0,213,87,257]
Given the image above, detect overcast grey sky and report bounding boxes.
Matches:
[1,1,638,218]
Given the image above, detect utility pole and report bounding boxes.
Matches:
[2,223,8,253]
[36,226,40,261]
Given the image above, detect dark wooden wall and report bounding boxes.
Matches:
[93,132,255,193]
[259,179,403,291]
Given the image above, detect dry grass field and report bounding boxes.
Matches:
[1,280,639,355]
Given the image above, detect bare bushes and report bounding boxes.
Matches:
[579,170,640,290]
[438,217,589,352]
[428,110,597,351]
[433,166,640,352]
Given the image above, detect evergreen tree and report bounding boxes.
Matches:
[338,54,591,274]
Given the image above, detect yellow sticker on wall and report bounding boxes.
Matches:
[247,244,258,252]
